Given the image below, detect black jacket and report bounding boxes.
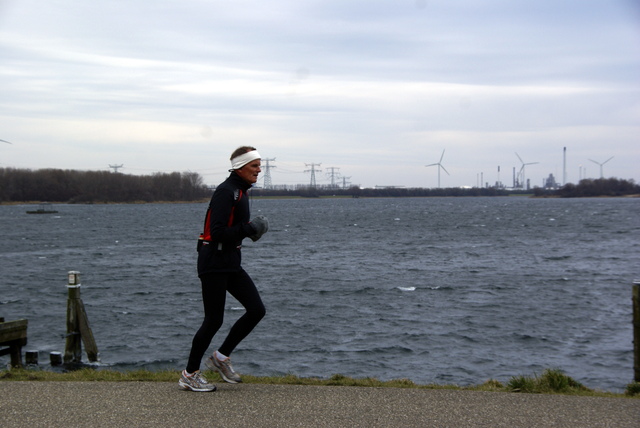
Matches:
[197,172,255,275]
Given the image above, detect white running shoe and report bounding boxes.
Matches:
[205,354,242,384]
[178,370,217,392]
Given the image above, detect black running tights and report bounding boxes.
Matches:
[186,269,266,373]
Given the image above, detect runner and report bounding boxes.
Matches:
[179,146,269,392]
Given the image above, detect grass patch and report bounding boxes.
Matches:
[0,368,178,382]
[625,382,640,397]
[0,367,634,398]
[507,368,592,394]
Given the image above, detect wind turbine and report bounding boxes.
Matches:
[515,152,538,189]
[588,156,613,178]
[0,139,12,144]
[426,149,449,188]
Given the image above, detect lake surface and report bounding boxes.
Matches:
[1,196,638,391]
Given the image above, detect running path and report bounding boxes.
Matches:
[1,382,638,427]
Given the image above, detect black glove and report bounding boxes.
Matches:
[249,216,269,241]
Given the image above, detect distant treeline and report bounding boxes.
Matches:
[535,178,640,198]
[251,186,511,198]
[0,168,210,203]
[1,168,637,203]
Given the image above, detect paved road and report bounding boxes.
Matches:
[1,381,638,427]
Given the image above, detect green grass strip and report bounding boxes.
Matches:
[1,367,638,398]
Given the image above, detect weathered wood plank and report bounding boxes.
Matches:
[76,300,99,362]
[0,319,28,342]
[0,319,28,367]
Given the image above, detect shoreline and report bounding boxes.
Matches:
[2,193,640,206]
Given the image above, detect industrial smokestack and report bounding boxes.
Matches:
[563,147,567,185]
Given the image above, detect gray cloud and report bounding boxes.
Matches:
[0,0,638,188]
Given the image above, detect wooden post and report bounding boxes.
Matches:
[50,352,62,366]
[64,281,82,364]
[633,280,640,383]
[63,271,99,364]
[25,350,38,365]
[77,299,99,362]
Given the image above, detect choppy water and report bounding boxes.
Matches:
[1,197,638,391]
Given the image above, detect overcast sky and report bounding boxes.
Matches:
[1,0,638,188]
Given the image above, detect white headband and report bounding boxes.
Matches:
[230,150,261,170]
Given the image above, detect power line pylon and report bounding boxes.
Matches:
[109,164,123,173]
[341,176,351,189]
[304,163,322,188]
[262,158,276,189]
[325,166,340,188]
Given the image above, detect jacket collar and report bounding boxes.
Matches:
[228,171,253,191]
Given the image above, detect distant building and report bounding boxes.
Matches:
[544,173,559,189]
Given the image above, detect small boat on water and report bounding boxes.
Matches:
[26,203,58,214]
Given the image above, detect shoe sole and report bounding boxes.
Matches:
[178,380,217,392]
[219,372,241,384]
